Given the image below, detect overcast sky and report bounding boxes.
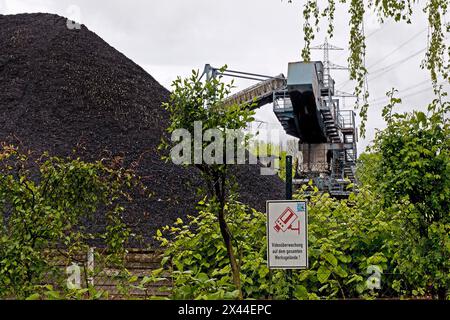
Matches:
[1,0,448,152]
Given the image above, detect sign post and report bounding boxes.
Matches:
[286,155,293,200]
[285,155,293,298]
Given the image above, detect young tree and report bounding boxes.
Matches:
[161,68,256,298]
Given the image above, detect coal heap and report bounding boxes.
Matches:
[0,13,284,244]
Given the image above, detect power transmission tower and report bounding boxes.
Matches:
[311,38,347,88]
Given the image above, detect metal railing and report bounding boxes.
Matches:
[322,74,335,95]
[339,110,355,129]
[273,89,293,111]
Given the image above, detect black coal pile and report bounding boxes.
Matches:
[0,13,284,244]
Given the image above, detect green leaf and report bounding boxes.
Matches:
[294,285,309,300]
[318,283,329,292]
[298,270,311,281]
[324,253,338,267]
[258,267,269,279]
[317,266,331,284]
[338,255,352,263]
[26,293,41,300]
[196,273,209,283]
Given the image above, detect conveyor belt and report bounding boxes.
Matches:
[223,75,286,109]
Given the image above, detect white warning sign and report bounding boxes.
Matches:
[266,200,308,269]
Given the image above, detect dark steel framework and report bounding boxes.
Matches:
[202,61,358,197]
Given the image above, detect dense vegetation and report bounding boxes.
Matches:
[160,68,257,299]
[0,145,138,299]
[150,89,449,300]
[1,72,446,300]
[0,1,448,300]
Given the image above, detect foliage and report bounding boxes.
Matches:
[373,90,449,223]
[160,68,256,298]
[160,67,256,196]
[151,197,291,300]
[367,90,450,299]
[0,145,138,299]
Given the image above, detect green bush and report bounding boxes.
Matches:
[0,145,137,299]
[150,187,406,300]
[153,197,289,299]
[151,180,448,299]
[366,93,449,299]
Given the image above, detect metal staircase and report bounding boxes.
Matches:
[339,110,357,183]
[321,109,341,144]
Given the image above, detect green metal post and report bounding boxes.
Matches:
[285,155,293,299]
[286,155,293,200]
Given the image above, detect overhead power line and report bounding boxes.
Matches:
[367,28,427,69]
[368,79,430,103]
[338,31,427,90]
[367,47,427,82]
[369,86,435,107]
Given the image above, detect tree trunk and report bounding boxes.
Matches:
[208,168,242,299]
[217,206,243,300]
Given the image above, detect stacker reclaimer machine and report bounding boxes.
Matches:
[203,43,358,197]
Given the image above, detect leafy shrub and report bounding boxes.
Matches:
[151,187,405,300]
[153,197,289,299]
[0,145,138,299]
[369,95,450,299]
[152,180,448,299]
